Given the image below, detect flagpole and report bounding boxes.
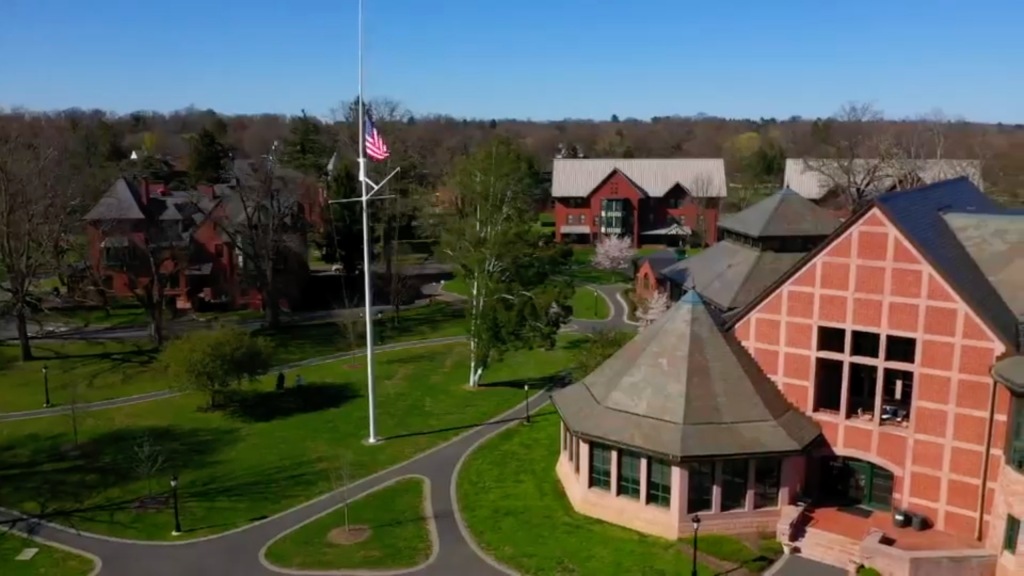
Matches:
[357,0,379,445]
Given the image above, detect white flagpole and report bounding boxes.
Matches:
[357,0,378,445]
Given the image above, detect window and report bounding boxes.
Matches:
[851,331,881,358]
[667,198,682,209]
[573,438,580,474]
[1004,515,1020,553]
[754,459,781,509]
[643,276,651,291]
[1009,396,1024,472]
[617,451,641,499]
[813,358,843,413]
[884,335,917,363]
[817,327,846,353]
[687,462,714,513]
[589,444,612,490]
[721,460,750,512]
[647,459,671,507]
[215,244,225,258]
[847,363,878,419]
[563,426,570,454]
[881,368,913,426]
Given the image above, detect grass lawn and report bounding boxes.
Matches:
[457,412,715,576]
[570,286,610,320]
[0,303,467,414]
[39,305,149,329]
[264,477,431,571]
[0,532,94,576]
[0,340,578,541]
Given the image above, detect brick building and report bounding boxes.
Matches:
[81,160,316,312]
[550,158,727,248]
[555,177,1024,575]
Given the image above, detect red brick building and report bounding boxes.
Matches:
[550,158,727,248]
[731,177,1023,575]
[82,160,317,312]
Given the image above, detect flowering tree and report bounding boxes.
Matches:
[638,289,670,327]
[591,235,635,271]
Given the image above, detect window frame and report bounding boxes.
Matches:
[1008,395,1024,472]
[589,443,612,490]
[686,461,715,513]
[1004,514,1020,553]
[720,459,750,512]
[617,450,642,499]
[753,458,781,509]
[646,458,672,507]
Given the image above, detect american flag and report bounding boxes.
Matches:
[364,112,390,161]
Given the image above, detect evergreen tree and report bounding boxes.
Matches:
[186,127,229,185]
[280,110,332,177]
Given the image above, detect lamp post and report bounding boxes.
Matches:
[691,514,701,576]
[42,365,51,408]
[524,383,531,424]
[170,475,182,536]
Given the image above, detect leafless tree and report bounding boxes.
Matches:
[67,382,82,449]
[327,453,354,532]
[0,117,80,360]
[207,153,310,329]
[804,102,891,209]
[132,433,165,496]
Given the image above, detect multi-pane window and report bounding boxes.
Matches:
[573,438,580,474]
[646,459,671,507]
[1005,515,1020,553]
[589,443,612,490]
[687,462,714,513]
[1009,396,1024,472]
[617,451,641,499]
[721,459,750,511]
[753,458,781,509]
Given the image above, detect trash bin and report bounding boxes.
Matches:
[892,509,911,528]
[911,513,928,531]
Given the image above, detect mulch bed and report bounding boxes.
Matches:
[327,525,371,545]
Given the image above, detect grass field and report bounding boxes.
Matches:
[0,340,578,540]
[264,477,432,571]
[0,303,467,414]
[0,532,94,576]
[457,412,716,576]
[570,286,610,320]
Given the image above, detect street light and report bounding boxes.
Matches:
[524,383,531,424]
[691,514,701,576]
[170,475,182,536]
[42,365,50,408]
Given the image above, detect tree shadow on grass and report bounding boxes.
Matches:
[384,409,557,441]
[478,373,572,390]
[0,425,240,531]
[221,382,360,423]
[28,342,160,367]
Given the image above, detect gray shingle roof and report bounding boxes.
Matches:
[718,188,840,238]
[942,212,1024,320]
[661,241,805,311]
[551,158,727,198]
[83,178,146,220]
[552,291,820,459]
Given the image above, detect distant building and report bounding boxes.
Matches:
[550,158,728,248]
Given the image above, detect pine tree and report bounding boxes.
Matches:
[186,127,229,185]
[280,110,332,177]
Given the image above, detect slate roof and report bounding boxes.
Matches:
[783,158,983,200]
[718,188,841,238]
[637,248,685,278]
[83,178,146,220]
[551,158,727,198]
[660,241,805,311]
[552,291,821,459]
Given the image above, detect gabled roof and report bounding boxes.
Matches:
[783,158,983,200]
[638,248,685,278]
[719,188,841,238]
[727,177,1020,351]
[552,291,820,459]
[551,158,727,198]
[83,178,146,220]
[661,241,805,311]
[943,212,1024,320]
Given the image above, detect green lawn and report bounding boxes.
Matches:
[0,303,467,414]
[0,532,94,576]
[457,412,715,576]
[264,477,432,571]
[0,340,577,541]
[571,287,610,320]
[39,305,149,329]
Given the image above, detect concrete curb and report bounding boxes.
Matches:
[615,290,642,326]
[0,528,104,576]
[258,475,439,576]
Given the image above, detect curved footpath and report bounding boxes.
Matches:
[0,285,636,575]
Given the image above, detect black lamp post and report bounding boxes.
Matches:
[691,514,701,576]
[170,475,182,535]
[42,365,51,408]
[523,383,531,424]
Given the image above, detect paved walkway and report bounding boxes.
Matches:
[764,555,847,576]
[0,285,638,575]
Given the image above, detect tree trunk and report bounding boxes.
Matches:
[15,308,33,361]
[263,287,281,328]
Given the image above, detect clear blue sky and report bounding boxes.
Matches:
[2,0,1021,123]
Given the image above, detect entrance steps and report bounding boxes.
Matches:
[777,505,862,571]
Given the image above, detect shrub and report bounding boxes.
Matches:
[160,326,274,407]
[858,567,882,576]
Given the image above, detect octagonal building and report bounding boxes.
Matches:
[552,290,821,538]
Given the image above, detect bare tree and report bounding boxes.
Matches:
[804,102,890,209]
[327,453,353,532]
[67,382,82,449]
[132,433,165,496]
[0,118,79,360]
[208,153,309,329]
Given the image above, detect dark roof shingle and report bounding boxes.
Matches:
[718,188,841,238]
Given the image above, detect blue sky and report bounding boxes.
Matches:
[2,0,1021,122]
